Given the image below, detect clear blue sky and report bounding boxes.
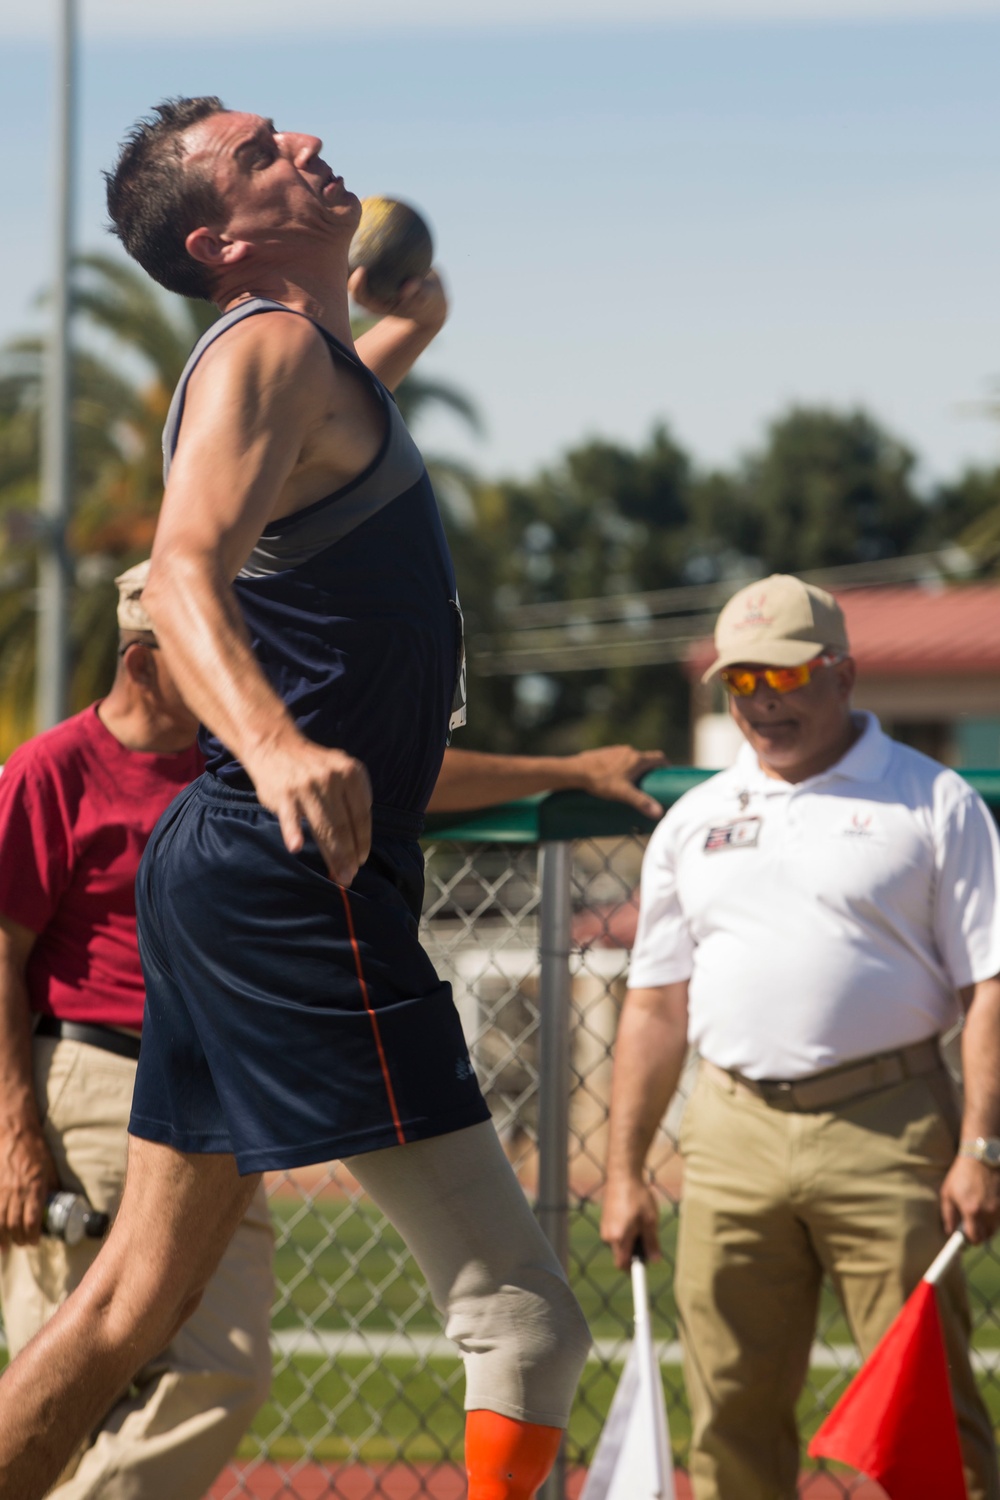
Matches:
[2,8,999,487]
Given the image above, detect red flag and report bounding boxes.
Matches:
[808,1275,966,1500]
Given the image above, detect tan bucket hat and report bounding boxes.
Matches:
[702,574,849,683]
[114,559,154,633]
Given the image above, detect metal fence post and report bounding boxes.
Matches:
[37,0,76,733]
[537,839,573,1500]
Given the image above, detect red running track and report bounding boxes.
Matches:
[208,1464,886,1497]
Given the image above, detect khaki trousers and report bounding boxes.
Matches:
[0,1037,274,1500]
[676,1062,999,1500]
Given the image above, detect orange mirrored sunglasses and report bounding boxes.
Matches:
[720,650,843,698]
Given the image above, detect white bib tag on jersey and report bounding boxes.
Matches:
[449,596,468,733]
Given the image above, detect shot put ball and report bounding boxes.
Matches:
[348,197,434,303]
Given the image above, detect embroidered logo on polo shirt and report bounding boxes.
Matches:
[843,812,874,838]
[704,817,762,852]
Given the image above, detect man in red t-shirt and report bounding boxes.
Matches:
[0,564,274,1500]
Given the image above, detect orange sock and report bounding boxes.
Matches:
[465,1410,563,1500]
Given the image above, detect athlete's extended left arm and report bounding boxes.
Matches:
[941,975,1000,1243]
[350,268,448,390]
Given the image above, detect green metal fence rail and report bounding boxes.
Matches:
[425,765,1000,842]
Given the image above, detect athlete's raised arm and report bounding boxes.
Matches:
[142,312,372,886]
[351,267,448,391]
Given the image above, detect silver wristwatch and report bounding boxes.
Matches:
[959,1136,1000,1168]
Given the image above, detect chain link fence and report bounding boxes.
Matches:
[3,774,998,1497]
[208,769,1000,1499]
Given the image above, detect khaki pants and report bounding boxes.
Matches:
[676,1062,999,1500]
[0,1037,274,1500]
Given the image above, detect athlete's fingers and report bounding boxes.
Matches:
[304,805,353,885]
[304,785,361,886]
[316,760,371,880]
[275,798,306,856]
[328,775,368,879]
[346,264,368,299]
[342,762,373,868]
[347,265,395,319]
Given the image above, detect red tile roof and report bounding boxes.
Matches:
[689,584,1000,678]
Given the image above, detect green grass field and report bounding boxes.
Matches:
[267,1194,1000,1341]
[248,1196,1000,1464]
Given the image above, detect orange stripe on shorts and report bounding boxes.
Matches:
[338,884,406,1146]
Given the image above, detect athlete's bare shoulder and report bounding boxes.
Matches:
[177,305,385,516]
[187,308,334,417]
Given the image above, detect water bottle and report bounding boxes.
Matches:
[43,1192,110,1246]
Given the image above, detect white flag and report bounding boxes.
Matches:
[581,1256,675,1500]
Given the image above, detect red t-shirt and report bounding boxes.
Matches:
[0,704,203,1028]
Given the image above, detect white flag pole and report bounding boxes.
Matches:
[631,1254,671,1497]
[580,1244,675,1500]
[923,1230,966,1287]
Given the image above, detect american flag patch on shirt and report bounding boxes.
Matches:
[704,817,762,851]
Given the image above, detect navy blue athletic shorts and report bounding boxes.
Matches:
[131,773,490,1173]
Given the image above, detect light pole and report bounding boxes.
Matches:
[35,0,76,732]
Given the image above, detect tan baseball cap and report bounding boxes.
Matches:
[114,559,154,633]
[702,574,849,683]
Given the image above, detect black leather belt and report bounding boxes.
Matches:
[34,1017,141,1062]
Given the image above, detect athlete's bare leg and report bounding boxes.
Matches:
[0,1137,260,1500]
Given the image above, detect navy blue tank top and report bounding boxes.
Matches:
[162,299,466,815]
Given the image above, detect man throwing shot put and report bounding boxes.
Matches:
[602,574,1000,1500]
[0,97,590,1499]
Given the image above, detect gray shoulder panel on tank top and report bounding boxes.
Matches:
[161,297,426,580]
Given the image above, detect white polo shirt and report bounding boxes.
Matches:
[628,713,1000,1080]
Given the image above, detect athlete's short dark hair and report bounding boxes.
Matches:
[105,96,228,301]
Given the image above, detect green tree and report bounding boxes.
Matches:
[0,254,218,754]
[450,407,951,761]
[736,407,927,573]
[452,426,697,760]
[918,466,1000,566]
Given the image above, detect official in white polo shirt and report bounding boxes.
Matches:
[601,574,1000,1500]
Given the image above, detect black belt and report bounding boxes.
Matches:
[34,1017,141,1062]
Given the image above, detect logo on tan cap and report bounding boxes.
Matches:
[114,560,154,634]
[702,574,848,683]
[733,592,774,632]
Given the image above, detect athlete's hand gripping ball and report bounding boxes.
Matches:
[348,196,433,303]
